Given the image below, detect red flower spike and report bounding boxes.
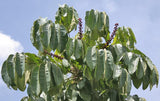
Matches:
[103,23,119,48]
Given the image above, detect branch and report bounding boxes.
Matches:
[103,23,119,48]
[78,18,83,39]
[44,50,63,60]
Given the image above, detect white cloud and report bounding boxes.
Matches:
[0,32,23,86]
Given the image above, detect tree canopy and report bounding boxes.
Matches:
[1,4,159,101]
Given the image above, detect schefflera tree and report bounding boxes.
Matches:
[1,4,159,101]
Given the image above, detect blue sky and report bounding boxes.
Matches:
[0,0,160,101]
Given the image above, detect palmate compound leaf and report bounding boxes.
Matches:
[55,4,79,33]
[112,27,137,49]
[30,17,68,53]
[1,53,30,91]
[85,9,109,42]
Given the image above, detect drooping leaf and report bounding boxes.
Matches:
[30,66,41,96]
[86,46,97,70]
[1,61,11,87]
[94,49,105,81]
[150,66,159,90]
[113,65,122,79]
[39,62,54,93]
[15,53,25,78]
[136,58,144,79]
[104,50,114,80]
[50,23,58,51]
[56,24,68,53]
[142,67,150,90]
[51,63,64,86]
[55,4,79,33]
[128,56,139,74]
[74,39,83,59]
[119,68,127,88]
[132,73,142,89]
[145,56,154,70]
[113,44,126,62]
[65,38,75,57]
[17,73,26,91]
[30,18,48,52]
[40,20,52,49]
[7,54,17,89]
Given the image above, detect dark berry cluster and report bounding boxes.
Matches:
[78,18,83,39]
[103,23,119,48]
[44,50,63,60]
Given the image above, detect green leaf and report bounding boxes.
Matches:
[39,62,54,93]
[74,39,83,59]
[128,56,139,74]
[30,66,41,96]
[132,73,142,89]
[55,4,79,33]
[119,68,127,88]
[51,63,64,86]
[56,24,68,53]
[50,23,58,50]
[142,67,150,90]
[7,54,17,89]
[104,50,114,80]
[17,73,26,91]
[40,20,52,49]
[125,73,132,94]
[1,61,11,87]
[65,38,74,57]
[30,18,47,52]
[113,65,122,79]
[136,59,144,79]
[86,46,97,70]
[94,49,105,81]
[113,44,126,62]
[150,66,159,90]
[145,56,154,70]
[15,53,25,78]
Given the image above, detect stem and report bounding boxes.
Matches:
[78,18,83,39]
[103,23,119,48]
[44,50,63,60]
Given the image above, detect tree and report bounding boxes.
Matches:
[1,4,159,101]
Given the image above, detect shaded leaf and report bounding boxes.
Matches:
[119,69,127,88]
[94,49,105,81]
[51,63,64,86]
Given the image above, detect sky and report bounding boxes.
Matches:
[0,0,160,101]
